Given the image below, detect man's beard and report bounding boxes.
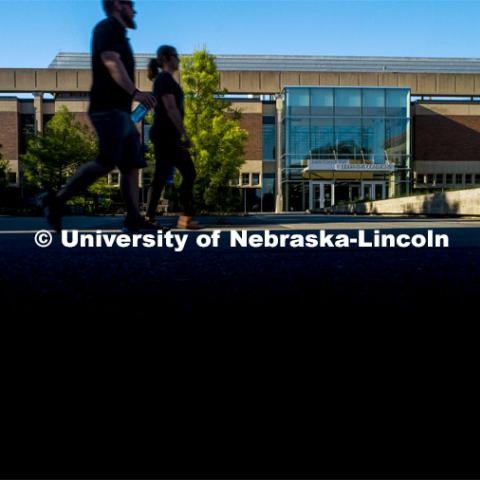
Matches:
[121,11,136,29]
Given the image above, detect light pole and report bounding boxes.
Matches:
[274,93,284,213]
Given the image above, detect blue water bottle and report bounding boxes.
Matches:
[131,103,148,123]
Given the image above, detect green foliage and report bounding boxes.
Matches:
[66,176,118,212]
[142,112,158,189]
[0,147,10,191]
[182,49,248,213]
[21,106,97,193]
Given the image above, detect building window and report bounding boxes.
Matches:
[262,117,276,160]
[241,173,250,186]
[20,114,35,154]
[311,88,334,116]
[261,173,275,212]
[252,173,260,186]
[455,174,463,185]
[43,114,55,128]
[287,88,309,116]
[244,188,262,213]
[8,172,17,184]
[386,90,408,117]
[110,172,120,185]
[335,118,362,161]
[416,174,424,185]
[335,89,361,116]
[475,174,480,184]
[311,118,335,160]
[231,177,239,186]
[435,174,444,185]
[287,118,310,166]
[446,174,453,185]
[385,119,408,160]
[427,174,434,185]
[465,174,473,184]
[362,89,385,116]
[362,117,385,163]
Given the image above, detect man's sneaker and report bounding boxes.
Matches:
[39,192,62,233]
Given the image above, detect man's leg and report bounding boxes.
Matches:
[44,161,110,232]
[56,161,110,204]
[120,168,140,221]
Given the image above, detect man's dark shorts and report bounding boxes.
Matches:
[89,109,147,172]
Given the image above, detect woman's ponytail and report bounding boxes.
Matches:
[147,58,159,81]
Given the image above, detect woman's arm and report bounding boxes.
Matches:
[161,94,187,139]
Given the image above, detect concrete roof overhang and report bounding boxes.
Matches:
[2,53,480,95]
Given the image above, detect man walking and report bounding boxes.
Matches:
[44,0,157,232]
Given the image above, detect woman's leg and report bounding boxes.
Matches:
[175,147,196,217]
[146,144,174,219]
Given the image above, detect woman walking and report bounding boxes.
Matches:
[145,45,198,229]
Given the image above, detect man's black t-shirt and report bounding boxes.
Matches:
[89,16,135,114]
[150,71,184,142]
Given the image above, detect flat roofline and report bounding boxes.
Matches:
[48,52,480,73]
[53,51,480,62]
[283,85,411,90]
[413,99,480,103]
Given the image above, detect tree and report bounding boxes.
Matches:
[182,49,248,213]
[22,106,98,193]
[0,145,10,191]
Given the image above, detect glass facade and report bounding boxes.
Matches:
[282,86,411,211]
[262,116,276,161]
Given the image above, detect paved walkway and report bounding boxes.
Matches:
[1,213,479,316]
[2,213,480,230]
[2,213,480,246]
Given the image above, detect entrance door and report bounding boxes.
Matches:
[361,182,386,201]
[310,182,335,210]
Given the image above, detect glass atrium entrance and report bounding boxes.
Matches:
[282,86,411,211]
[310,182,334,210]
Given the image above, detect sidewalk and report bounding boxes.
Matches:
[1,213,480,232]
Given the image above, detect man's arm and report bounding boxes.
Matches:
[101,51,156,108]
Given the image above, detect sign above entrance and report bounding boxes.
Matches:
[304,160,396,173]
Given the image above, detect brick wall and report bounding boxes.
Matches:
[239,113,262,160]
[414,114,480,161]
[72,112,145,138]
[72,112,93,130]
[0,112,18,161]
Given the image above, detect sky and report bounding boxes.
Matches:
[2,0,480,68]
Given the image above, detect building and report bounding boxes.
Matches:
[282,86,410,211]
[2,53,480,212]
